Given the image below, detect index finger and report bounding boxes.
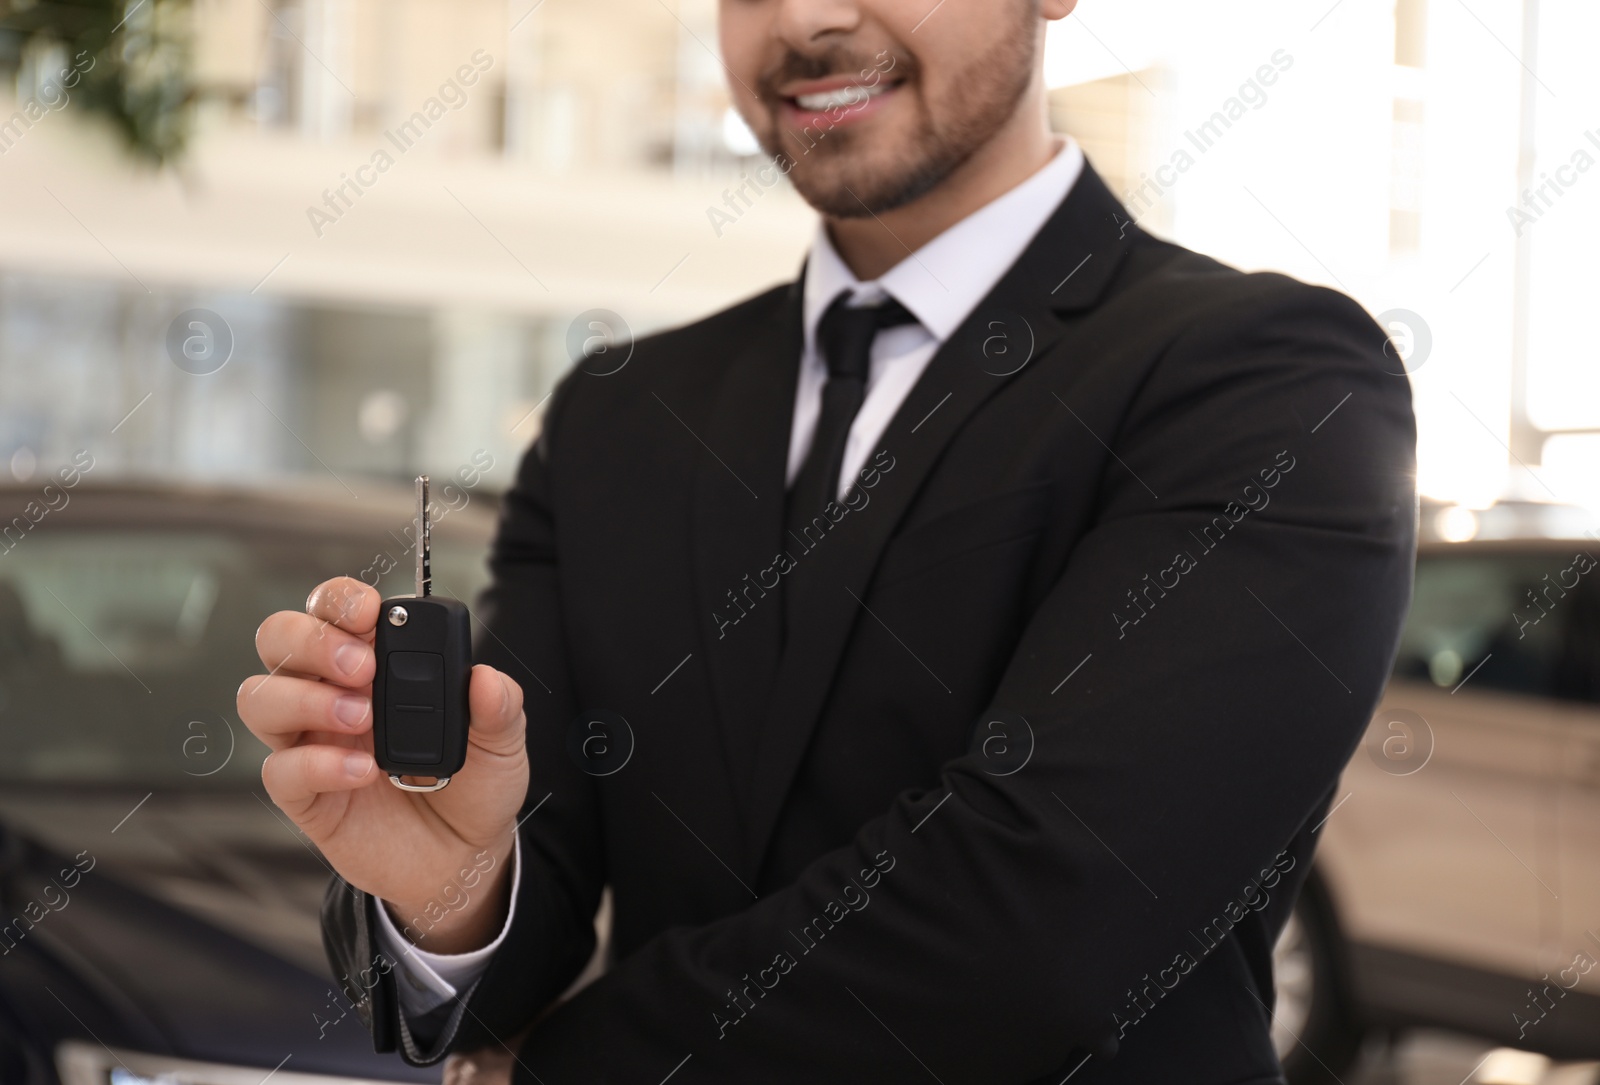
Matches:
[306,576,381,636]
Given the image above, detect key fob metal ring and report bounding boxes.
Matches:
[388,774,452,792]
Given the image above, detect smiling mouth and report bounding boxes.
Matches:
[781,78,906,115]
[789,81,896,111]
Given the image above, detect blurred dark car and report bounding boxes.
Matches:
[0,480,496,1085]
[1274,502,1600,1081]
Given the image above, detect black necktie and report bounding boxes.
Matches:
[784,292,918,540]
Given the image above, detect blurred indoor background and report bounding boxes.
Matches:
[0,0,1594,512]
[2,2,1600,1084]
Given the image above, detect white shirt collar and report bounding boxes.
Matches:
[802,135,1086,351]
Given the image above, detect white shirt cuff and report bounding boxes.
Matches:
[372,833,522,1018]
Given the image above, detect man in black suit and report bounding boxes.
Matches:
[241,0,1416,1081]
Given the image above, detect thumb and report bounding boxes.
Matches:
[467,664,526,759]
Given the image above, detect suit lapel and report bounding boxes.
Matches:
[741,162,1142,878]
[689,281,802,814]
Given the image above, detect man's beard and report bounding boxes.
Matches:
[751,16,1039,218]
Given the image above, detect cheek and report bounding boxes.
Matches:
[718,8,766,108]
[920,17,1031,112]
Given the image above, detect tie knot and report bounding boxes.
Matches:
[816,292,918,381]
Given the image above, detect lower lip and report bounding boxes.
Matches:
[778,82,901,132]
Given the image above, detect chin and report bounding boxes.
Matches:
[759,123,942,218]
[788,151,955,219]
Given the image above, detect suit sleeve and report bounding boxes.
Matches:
[479,278,1417,1083]
[320,368,607,1065]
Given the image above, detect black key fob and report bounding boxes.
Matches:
[372,476,471,791]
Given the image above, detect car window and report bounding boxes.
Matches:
[1394,549,1600,703]
[0,526,491,786]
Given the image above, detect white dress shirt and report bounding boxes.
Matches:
[790,135,1086,499]
[374,135,1087,1018]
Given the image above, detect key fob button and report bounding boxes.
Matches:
[385,651,445,763]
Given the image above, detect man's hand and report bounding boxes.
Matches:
[239,576,528,953]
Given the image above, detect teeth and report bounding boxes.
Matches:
[794,82,890,111]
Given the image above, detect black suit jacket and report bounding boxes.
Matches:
[323,161,1417,1084]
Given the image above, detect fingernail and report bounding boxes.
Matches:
[333,695,368,727]
[334,643,366,676]
[344,752,372,778]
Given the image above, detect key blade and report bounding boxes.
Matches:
[415,474,431,598]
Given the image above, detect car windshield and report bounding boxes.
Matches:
[0,519,492,787]
[1394,548,1600,702]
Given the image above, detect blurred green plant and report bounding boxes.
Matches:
[0,0,194,165]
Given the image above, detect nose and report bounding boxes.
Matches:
[773,0,863,50]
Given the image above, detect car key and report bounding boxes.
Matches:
[373,475,472,792]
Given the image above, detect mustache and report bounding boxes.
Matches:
[755,45,912,102]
